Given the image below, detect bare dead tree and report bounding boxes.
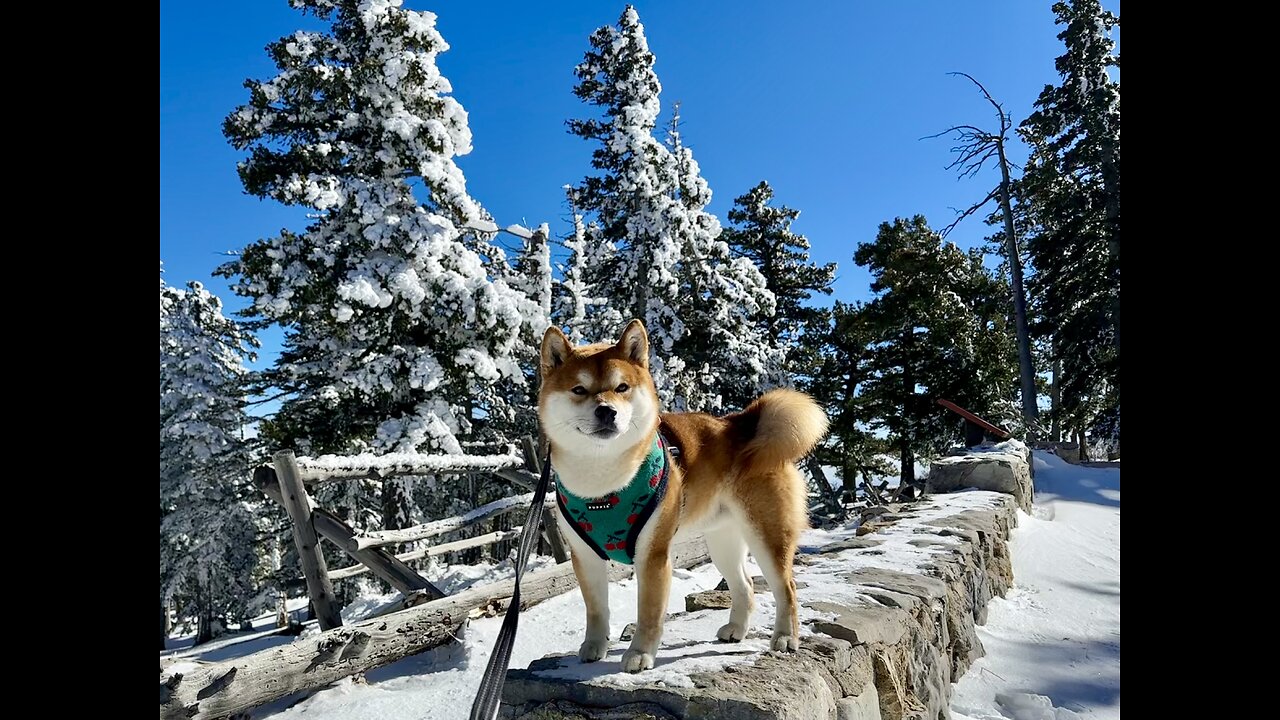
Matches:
[925,72,1038,434]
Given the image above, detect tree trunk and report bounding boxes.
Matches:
[841,454,858,500]
[161,603,168,651]
[1051,356,1062,441]
[901,329,916,487]
[997,139,1039,433]
[382,477,411,532]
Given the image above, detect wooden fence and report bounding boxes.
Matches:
[257,435,568,631]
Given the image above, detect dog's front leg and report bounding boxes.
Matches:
[623,546,671,672]
[566,537,611,662]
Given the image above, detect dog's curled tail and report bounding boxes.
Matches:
[740,389,829,467]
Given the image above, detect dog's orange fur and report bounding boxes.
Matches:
[539,320,828,670]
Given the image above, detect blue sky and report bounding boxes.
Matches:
[160,0,1119,369]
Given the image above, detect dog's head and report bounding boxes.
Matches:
[538,319,658,451]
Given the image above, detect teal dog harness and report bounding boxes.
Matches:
[555,433,670,564]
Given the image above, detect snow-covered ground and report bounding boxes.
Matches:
[950,452,1120,720]
[164,450,1119,720]
[256,562,737,719]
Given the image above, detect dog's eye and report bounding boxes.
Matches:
[571,386,588,396]
[615,383,630,393]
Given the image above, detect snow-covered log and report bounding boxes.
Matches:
[158,537,710,720]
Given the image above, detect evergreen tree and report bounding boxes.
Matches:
[723,181,836,392]
[1018,0,1120,442]
[807,301,894,500]
[555,186,622,346]
[663,107,779,411]
[160,273,259,645]
[503,223,553,441]
[220,0,539,530]
[568,6,776,411]
[847,217,1016,485]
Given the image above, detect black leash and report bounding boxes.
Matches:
[468,449,553,720]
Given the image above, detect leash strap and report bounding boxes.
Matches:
[468,449,554,720]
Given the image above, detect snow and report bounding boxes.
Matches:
[297,449,524,479]
[242,489,1012,719]
[950,452,1120,720]
[256,563,735,719]
[171,450,1117,720]
[502,223,533,239]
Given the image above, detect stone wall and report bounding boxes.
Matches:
[501,490,1019,720]
[928,440,1033,512]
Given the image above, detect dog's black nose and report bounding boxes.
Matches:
[595,405,617,423]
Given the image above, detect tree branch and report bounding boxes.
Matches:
[940,187,999,239]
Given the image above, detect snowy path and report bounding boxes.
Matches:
[256,562,734,719]
[950,452,1120,720]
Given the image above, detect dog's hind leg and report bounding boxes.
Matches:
[705,526,753,642]
[745,529,800,652]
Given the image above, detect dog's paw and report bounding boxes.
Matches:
[621,648,655,672]
[770,633,799,652]
[578,637,609,663]
[716,622,747,643]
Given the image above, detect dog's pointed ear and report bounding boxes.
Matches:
[617,319,649,368]
[541,326,571,374]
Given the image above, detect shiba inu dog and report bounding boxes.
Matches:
[539,319,829,672]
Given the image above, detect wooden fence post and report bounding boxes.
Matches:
[523,435,568,563]
[255,467,445,599]
[806,456,845,521]
[273,450,343,631]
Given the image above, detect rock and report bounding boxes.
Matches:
[503,699,677,719]
[502,637,876,720]
[714,575,772,593]
[927,440,1033,512]
[684,590,733,612]
[619,623,637,641]
[1030,440,1081,464]
[807,602,911,646]
[836,684,883,720]
[855,522,891,537]
[816,537,884,553]
[860,505,890,520]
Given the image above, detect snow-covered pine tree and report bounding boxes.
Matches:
[1018,0,1120,444]
[554,186,621,346]
[568,7,776,411]
[722,181,836,394]
[568,5,682,388]
[501,223,553,441]
[160,273,259,645]
[663,108,778,411]
[220,0,539,531]
[847,216,1016,485]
